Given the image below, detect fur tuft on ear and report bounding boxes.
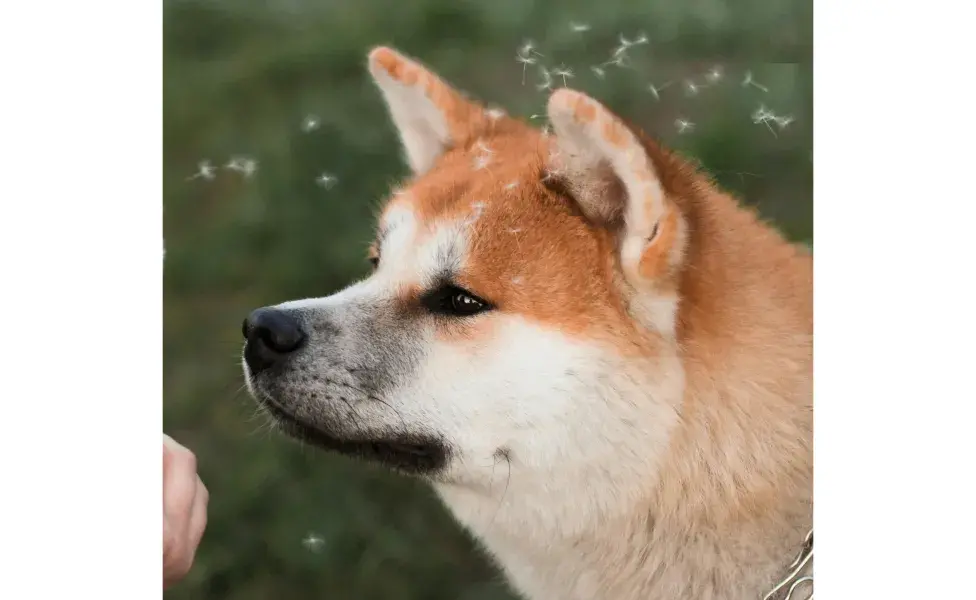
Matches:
[546,88,687,290]
[368,47,492,174]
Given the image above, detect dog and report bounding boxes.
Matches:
[242,47,813,600]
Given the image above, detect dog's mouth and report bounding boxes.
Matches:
[255,394,448,475]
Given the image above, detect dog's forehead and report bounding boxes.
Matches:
[377,134,551,275]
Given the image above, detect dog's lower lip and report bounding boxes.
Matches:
[386,442,433,457]
[253,391,446,473]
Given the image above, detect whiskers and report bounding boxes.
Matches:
[479,448,513,538]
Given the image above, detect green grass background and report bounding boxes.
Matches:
[163,1,811,598]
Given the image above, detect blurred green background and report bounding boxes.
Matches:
[163,0,811,598]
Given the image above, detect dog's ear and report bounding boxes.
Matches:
[368,47,490,175]
[546,88,687,291]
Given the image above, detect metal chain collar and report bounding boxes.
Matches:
[762,530,813,600]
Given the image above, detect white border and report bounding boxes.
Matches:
[0,1,972,598]
[0,1,161,597]
[815,0,974,598]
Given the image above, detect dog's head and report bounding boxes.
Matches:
[243,47,691,508]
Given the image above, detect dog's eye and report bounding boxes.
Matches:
[448,290,486,315]
[423,285,492,317]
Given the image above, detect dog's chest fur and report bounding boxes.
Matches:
[439,488,810,600]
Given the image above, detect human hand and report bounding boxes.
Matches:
[163,434,208,589]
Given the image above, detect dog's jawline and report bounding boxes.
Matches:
[257,394,450,475]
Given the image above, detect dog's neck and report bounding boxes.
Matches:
[438,477,811,600]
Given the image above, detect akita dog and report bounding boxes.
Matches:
[242,47,813,600]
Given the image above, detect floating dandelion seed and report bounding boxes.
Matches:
[187,160,216,181]
[301,115,321,132]
[705,66,723,84]
[225,156,258,178]
[674,118,695,134]
[742,71,769,93]
[603,33,647,70]
[647,81,672,100]
[552,65,575,87]
[485,107,506,122]
[315,172,338,188]
[529,114,545,120]
[751,104,780,136]
[475,140,494,154]
[536,66,554,91]
[463,201,486,226]
[473,141,493,170]
[619,33,648,48]
[773,115,795,130]
[512,276,523,284]
[504,181,519,190]
[570,21,591,33]
[302,532,325,553]
[590,66,606,79]
[683,80,700,96]
[508,228,522,234]
[516,52,537,84]
[516,41,544,85]
[518,40,542,58]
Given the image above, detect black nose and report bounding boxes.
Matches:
[242,308,307,373]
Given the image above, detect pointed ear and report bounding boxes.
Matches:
[368,47,490,174]
[546,88,687,289]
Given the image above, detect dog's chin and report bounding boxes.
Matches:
[252,390,449,477]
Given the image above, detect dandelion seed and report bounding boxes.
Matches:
[684,80,700,96]
[536,66,554,91]
[674,118,695,134]
[518,40,542,59]
[485,107,506,122]
[187,160,216,181]
[516,55,537,85]
[773,115,795,130]
[552,65,575,87]
[302,532,325,553]
[473,154,492,171]
[462,201,486,226]
[516,41,544,85]
[647,81,672,100]
[315,172,338,188]
[591,66,606,79]
[301,115,321,132]
[619,33,648,48]
[742,71,769,93]
[225,156,258,178]
[508,228,522,234]
[601,49,631,69]
[751,104,779,136]
[505,181,519,190]
[570,22,591,33]
[705,66,723,84]
[475,139,494,154]
[512,276,523,284]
